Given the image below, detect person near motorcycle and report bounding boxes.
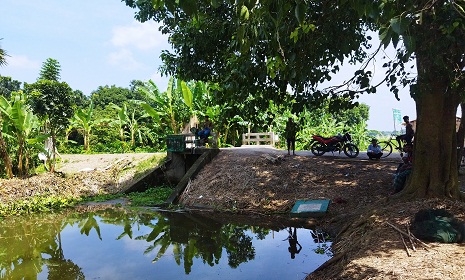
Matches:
[367,138,383,160]
[285,117,298,155]
[396,115,414,148]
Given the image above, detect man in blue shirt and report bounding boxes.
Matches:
[367,138,383,160]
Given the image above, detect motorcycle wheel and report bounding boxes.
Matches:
[311,142,326,156]
[343,143,359,158]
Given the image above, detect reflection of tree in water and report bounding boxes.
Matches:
[0,212,84,279]
[0,208,274,278]
[133,212,264,273]
[222,225,255,268]
[310,229,332,256]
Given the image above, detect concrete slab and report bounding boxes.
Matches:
[290,200,330,218]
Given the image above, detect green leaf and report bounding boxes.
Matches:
[290,27,300,43]
[403,35,416,55]
[295,2,307,25]
[389,74,397,85]
[152,0,164,10]
[237,24,246,42]
[389,16,410,35]
[181,81,193,109]
[179,0,198,16]
[240,5,249,21]
[141,103,161,123]
[379,27,391,48]
[0,95,10,115]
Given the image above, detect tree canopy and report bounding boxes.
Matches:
[38,58,61,81]
[124,0,372,114]
[25,59,75,172]
[123,0,465,200]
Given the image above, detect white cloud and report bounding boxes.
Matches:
[5,54,40,70]
[107,48,144,70]
[111,21,168,51]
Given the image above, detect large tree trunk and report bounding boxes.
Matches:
[401,18,463,199]
[402,86,461,199]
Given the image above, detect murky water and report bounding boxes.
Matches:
[0,208,331,280]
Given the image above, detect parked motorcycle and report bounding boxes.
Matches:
[310,132,359,158]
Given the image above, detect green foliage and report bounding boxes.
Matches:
[91,85,134,110]
[0,39,7,67]
[80,193,122,203]
[138,77,191,134]
[38,58,61,81]
[0,76,21,99]
[0,195,79,217]
[81,186,172,207]
[26,80,75,128]
[71,89,90,108]
[0,91,46,177]
[86,83,163,153]
[270,99,370,150]
[125,0,370,113]
[127,187,173,206]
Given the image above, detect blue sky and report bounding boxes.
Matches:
[1,0,171,93]
[1,0,417,131]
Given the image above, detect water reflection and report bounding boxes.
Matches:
[0,208,331,280]
[286,227,302,259]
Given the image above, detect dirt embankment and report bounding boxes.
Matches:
[0,153,164,205]
[183,148,465,280]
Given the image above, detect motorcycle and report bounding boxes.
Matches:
[310,132,359,158]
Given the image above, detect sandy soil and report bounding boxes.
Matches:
[56,153,159,174]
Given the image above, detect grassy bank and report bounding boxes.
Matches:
[0,153,171,218]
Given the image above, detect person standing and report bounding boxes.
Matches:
[285,117,297,155]
[286,227,302,259]
[367,138,383,160]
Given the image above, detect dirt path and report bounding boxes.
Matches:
[57,153,160,174]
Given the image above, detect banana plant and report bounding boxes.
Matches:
[138,77,196,135]
[110,102,150,149]
[351,119,371,148]
[0,111,13,178]
[110,103,129,152]
[138,78,175,133]
[0,93,41,177]
[70,101,102,151]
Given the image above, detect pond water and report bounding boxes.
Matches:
[0,208,331,280]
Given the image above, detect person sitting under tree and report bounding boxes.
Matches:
[367,138,383,160]
[197,116,213,145]
[396,115,414,148]
[392,143,414,194]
